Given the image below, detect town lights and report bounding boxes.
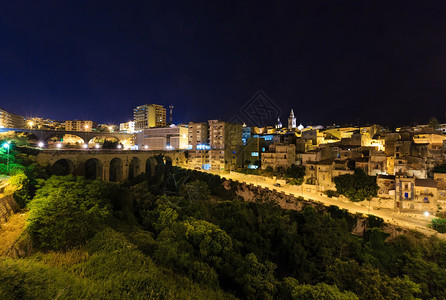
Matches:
[37,141,44,148]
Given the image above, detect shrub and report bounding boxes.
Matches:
[430,218,446,233]
[27,176,113,250]
[4,172,31,208]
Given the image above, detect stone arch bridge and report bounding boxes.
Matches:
[35,149,187,182]
[0,128,133,143]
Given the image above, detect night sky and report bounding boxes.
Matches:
[1,1,446,127]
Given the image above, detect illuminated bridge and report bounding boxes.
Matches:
[0,128,133,143]
[35,149,187,182]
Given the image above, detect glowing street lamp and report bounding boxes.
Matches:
[144,145,148,150]
[56,143,62,149]
[2,142,10,170]
[424,211,430,217]
[83,144,88,149]
[95,144,100,149]
[37,141,44,148]
[117,144,122,149]
[28,121,34,129]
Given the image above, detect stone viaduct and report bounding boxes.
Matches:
[0,128,133,143]
[35,149,187,182]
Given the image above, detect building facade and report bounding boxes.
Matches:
[65,120,93,132]
[120,121,135,133]
[136,126,188,150]
[261,144,296,170]
[134,104,166,130]
[0,108,25,128]
[188,122,209,150]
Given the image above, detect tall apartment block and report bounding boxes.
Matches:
[208,119,242,150]
[133,104,166,130]
[0,108,25,128]
[188,122,209,149]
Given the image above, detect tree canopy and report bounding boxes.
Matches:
[333,168,379,201]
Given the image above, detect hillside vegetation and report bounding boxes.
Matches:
[1,149,446,299]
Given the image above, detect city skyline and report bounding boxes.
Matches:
[1,1,446,126]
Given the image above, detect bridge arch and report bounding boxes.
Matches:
[109,158,123,182]
[88,135,120,144]
[51,159,75,176]
[145,156,157,177]
[128,157,141,180]
[43,132,85,143]
[85,158,103,180]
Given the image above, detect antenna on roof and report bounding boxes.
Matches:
[169,105,174,124]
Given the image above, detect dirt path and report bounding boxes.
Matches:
[0,211,28,256]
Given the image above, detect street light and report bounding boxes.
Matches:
[117,144,122,149]
[95,144,100,149]
[83,144,88,149]
[37,141,44,148]
[28,121,34,129]
[144,145,148,150]
[2,142,10,171]
[424,211,430,217]
[56,143,62,149]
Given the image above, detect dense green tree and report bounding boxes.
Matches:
[27,176,113,250]
[333,168,379,201]
[280,277,358,300]
[235,253,277,300]
[430,218,446,233]
[429,117,440,129]
[3,172,31,208]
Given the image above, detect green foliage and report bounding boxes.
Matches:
[5,164,446,299]
[327,259,421,299]
[429,116,440,129]
[27,176,113,250]
[430,218,446,233]
[284,164,305,184]
[280,277,358,300]
[235,253,277,300]
[325,190,339,198]
[4,172,31,208]
[333,168,379,202]
[0,228,233,299]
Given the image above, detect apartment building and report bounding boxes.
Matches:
[134,104,166,130]
[0,108,25,128]
[188,122,209,150]
[65,120,93,131]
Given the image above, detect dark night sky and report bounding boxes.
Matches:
[1,1,446,127]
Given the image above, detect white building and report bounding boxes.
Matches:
[136,126,188,150]
[120,121,135,133]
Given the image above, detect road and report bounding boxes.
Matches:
[187,168,445,239]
